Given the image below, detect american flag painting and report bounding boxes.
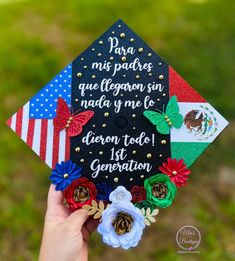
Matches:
[7,64,72,168]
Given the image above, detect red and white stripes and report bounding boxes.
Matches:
[7,102,70,168]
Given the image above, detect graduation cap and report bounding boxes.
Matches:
[7,19,228,249]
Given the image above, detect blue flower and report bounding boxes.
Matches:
[96,183,112,201]
[97,201,145,249]
[50,160,82,191]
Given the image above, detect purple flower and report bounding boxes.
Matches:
[96,183,112,201]
[50,160,82,191]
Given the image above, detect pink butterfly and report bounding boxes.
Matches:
[53,98,94,137]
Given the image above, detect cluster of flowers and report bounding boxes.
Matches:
[50,157,190,249]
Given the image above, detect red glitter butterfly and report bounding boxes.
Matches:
[53,98,94,137]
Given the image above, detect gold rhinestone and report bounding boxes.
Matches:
[110,56,114,61]
[104,112,109,117]
[146,153,152,159]
[99,40,103,45]
[132,114,136,118]
[138,48,144,53]
[77,72,82,77]
[99,151,104,155]
[130,38,134,42]
[75,147,81,152]
[136,75,140,79]
[121,56,127,62]
[164,115,168,119]
[102,123,107,128]
[114,177,119,182]
[92,75,96,79]
[132,150,137,155]
[148,53,152,57]
[159,154,163,158]
[168,122,172,126]
[120,33,125,38]
[130,178,133,181]
[98,53,102,56]
[172,171,177,175]
[161,140,167,145]
[80,159,85,163]
[159,74,164,80]
[63,173,69,178]
[140,175,144,179]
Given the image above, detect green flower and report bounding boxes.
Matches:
[144,174,177,208]
[134,200,155,211]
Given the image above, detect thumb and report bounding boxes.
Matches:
[66,208,89,231]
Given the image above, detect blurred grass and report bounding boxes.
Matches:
[0,0,235,260]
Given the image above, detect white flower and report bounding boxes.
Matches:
[97,201,145,249]
[109,186,132,203]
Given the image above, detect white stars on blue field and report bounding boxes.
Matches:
[29,64,72,119]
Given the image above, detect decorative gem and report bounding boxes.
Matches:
[141,207,159,226]
[110,56,114,61]
[148,73,152,76]
[53,98,94,137]
[138,48,144,53]
[143,95,183,135]
[146,153,152,159]
[92,74,96,79]
[132,150,137,155]
[136,75,140,79]
[80,159,85,163]
[109,186,132,204]
[140,175,144,179]
[130,186,146,203]
[97,201,145,249]
[130,178,133,181]
[63,177,97,211]
[84,65,88,69]
[96,183,112,201]
[130,38,134,42]
[148,53,152,57]
[104,112,109,117]
[75,147,81,152]
[121,56,127,62]
[99,151,104,155]
[50,160,82,191]
[132,114,136,118]
[120,33,125,38]
[144,174,177,208]
[99,40,103,45]
[158,74,164,80]
[159,154,163,157]
[161,140,167,144]
[114,177,119,183]
[159,158,191,187]
[98,53,102,56]
[75,98,79,102]
[77,72,82,77]
[102,123,107,128]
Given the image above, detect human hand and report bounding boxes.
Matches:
[39,185,99,261]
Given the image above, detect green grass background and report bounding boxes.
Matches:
[0,0,235,260]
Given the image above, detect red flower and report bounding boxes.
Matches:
[130,186,146,203]
[63,177,97,211]
[159,158,191,187]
